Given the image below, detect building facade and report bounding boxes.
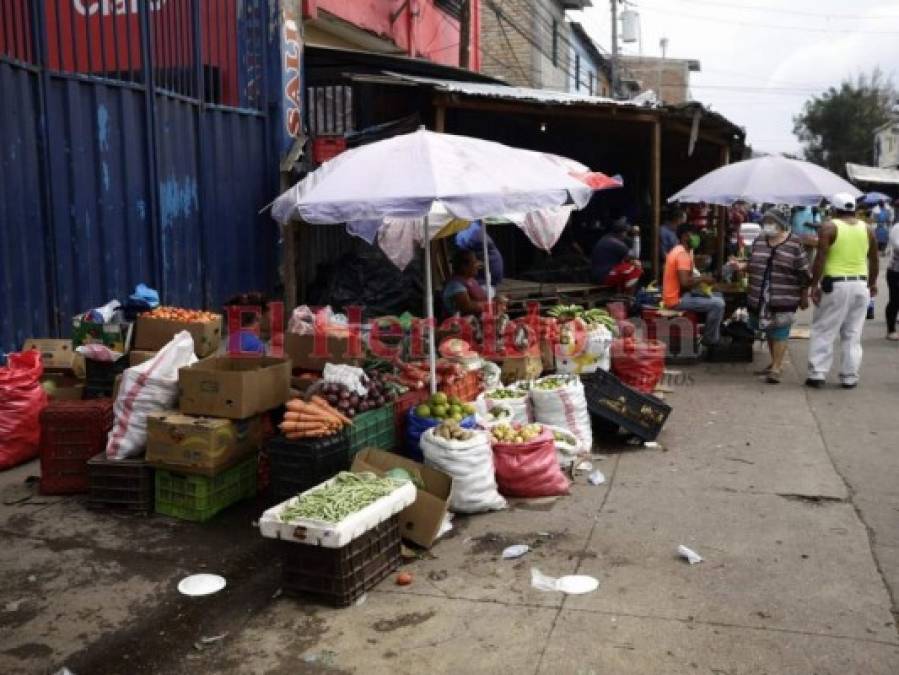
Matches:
[303,0,480,70]
[874,120,899,169]
[567,21,611,97]
[619,55,700,105]
[479,0,591,90]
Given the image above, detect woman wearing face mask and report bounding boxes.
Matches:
[745,209,810,383]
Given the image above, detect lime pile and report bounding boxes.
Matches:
[491,423,543,444]
[415,392,476,422]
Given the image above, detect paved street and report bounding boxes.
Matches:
[2,288,898,675]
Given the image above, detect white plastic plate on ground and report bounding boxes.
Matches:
[258,478,416,548]
[178,574,226,597]
[555,575,599,594]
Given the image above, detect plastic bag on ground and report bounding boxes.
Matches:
[491,426,570,498]
[0,351,48,470]
[420,428,506,513]
[106,331,197,459]
[529,376,593,455]
[611,338,666,394]
[76,344,124,363]
[556,325,613,375]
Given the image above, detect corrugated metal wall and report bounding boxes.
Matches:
[0,1,276,356]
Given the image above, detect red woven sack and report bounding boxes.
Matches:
[0,350,48,470]
[492,427,570,498]
[611,338,665,394]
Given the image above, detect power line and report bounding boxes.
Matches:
[634,1,899,35]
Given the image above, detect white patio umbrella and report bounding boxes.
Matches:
[668,155,862,207]
[272,128,616,392]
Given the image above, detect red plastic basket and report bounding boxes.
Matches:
[40,399,114,495]
[393,389,429,440]
[441,370,483,403]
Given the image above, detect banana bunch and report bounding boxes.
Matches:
[582,308,617,331]
[547,304,584,321]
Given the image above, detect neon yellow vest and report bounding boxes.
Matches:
[824,219,869,277]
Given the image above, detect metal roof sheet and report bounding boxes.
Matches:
[846,162,899,185]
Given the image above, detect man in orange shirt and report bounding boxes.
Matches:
[663,223,725,346]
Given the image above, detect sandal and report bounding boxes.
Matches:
[766,369,782,384]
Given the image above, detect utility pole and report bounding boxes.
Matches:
[610,0,619,98]
[459,0,471,69]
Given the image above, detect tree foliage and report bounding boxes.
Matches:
[793,70,895,175]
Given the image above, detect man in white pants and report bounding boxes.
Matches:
[807,193,880,389]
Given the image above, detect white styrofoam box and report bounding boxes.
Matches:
[258,477,416,548]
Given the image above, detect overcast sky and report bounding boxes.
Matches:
[570,0,899,156]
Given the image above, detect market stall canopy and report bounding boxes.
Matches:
[846,163,899,186]
[271,128,612,226]
[668,155,861,207]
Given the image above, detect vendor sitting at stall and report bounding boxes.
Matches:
[224,291,269,355]
[662,223,726,347]
[443,250,491,317]
[454,220,504,292]
[590,219,642,295]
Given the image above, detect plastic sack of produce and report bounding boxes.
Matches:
[555,325,613,375]
[405,409,476,462]
[420,426,506,513]
[475,385,531,425]
[529,375,593,455]
[490,424,570,498]
[0,350,48,470]
[106,331,197,459]
[541,424,583,468]
[611,338,665,394]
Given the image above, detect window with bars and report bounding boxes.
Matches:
[307,85,354,136]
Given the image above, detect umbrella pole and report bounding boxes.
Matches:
[424,216,438,395]
[482,221,493,308]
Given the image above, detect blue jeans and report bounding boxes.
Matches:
[675,293,726,345]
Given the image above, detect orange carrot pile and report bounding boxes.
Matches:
[279,395,353,440]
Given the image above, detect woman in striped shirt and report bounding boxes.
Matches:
[745,209,811,383]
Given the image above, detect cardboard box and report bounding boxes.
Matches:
[351,448,452,549]
[135,315,221,357]
[285,332,362,372]
[24,338,75,371]
[178,356,290,419]
[129,350,157,367]
[500,355,543,384]
[72,318,133,353]
[145,411,263,475]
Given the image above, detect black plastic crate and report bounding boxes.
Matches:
[87,453,155,513]
[267,432,349,501]
[84,358,128,397]
[279,517,401,607]
[582,369,672,441]
[705,338,754,363]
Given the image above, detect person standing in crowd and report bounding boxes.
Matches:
[454,220,504,291]
[806,193,880,389]
[728,201,747,256]
[886,217,899,341]
[874,201,891,255]
[660,208,686,263]
[662,222,725,347]
[745,210,810,383]
[791,204,822,267]
[591,219,642,295]
[687,201,709,230]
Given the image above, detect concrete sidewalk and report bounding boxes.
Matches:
[1,305,898,674]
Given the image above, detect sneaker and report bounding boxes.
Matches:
[887,333,899,341]
[841,382,858,390]
[766,370,782,384]
[804,378,825,389]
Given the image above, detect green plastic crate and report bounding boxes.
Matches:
[155,455,257,522]
[347,404,396,458]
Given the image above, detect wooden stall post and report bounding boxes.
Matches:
[716,145,731,276]
[652,120,662,282]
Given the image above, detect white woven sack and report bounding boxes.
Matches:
[106,331,197,459]
[541,424,583,468]
[420,428,506,513]
[529,376,593,454]
[476,388,532,426]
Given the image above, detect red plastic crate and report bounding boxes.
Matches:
[441,370,483,403]
[40,399,114,495]
[311,135,347,164]
[393,389,429,441]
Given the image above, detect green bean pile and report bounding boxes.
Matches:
[279,472,402,524]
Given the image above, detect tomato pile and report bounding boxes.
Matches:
[145,306,219,323]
